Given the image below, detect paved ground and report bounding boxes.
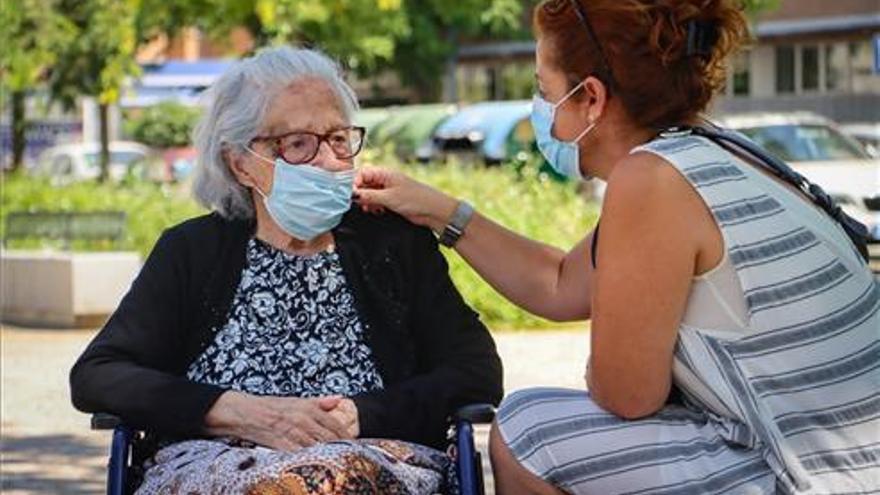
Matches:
[0,324,590,494]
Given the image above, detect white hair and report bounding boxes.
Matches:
[192,46,359,219]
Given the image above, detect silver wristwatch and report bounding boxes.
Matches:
[438,201,475,247]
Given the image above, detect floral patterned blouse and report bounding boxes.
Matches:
[186,238,384,398]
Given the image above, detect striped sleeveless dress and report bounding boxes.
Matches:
[496,133,880,494]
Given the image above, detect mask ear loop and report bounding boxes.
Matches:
[244,145,275,166]
[572,120,597,143]
[559,81,598,143]
[242,146,274,198]
[553,81,586,110]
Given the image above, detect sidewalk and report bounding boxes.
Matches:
[0,324,590,494]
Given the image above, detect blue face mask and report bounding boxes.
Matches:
[531,82,597,180]
[248,150,354,241]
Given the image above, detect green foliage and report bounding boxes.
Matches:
[0,0,76,170]
[741,0,781,16]
[0,0,75,92]
[124,102,201,148]
[1,173,204,257]
[48,0,140,108]
[369,152,599,329]
[157,0,527,100]
[1,155,597,329]
[389,0,527,100]
[46,0,142,181]
[254,0,410,75]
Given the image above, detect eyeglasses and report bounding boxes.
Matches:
[569,0,617,91]
[250,126,366,164]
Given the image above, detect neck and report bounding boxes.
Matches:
[252,193,335,255]
[585,120,656,181]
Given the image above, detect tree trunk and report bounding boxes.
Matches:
[10,90,26,173]
[441,26,458,103]
[98,102,110,182]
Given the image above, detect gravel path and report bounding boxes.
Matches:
[0,324,590,494]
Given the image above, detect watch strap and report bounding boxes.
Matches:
[438,201,474,247]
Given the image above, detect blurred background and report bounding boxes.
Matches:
[0,0,878,493]
[2,0,877,327]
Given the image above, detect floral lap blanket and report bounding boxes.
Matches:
[135,437,457,495]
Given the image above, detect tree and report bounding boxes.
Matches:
[185,0,524,101]
[0,0,75,172]
[48,0,140,182]
[390,0,526,101]
[184,0,410,73]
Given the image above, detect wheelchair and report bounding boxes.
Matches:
[91,403,495,495]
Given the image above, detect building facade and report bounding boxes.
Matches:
[454,0,880,123]
[714,0,880,123]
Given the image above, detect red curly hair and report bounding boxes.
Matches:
[534,0,749,130]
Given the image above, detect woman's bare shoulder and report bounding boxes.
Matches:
[605,150,698,209]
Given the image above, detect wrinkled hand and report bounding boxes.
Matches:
[203,391,351,451]
[318,396,359,438]
[354,167,457,232]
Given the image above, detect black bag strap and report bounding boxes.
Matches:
[589,126,871,269]
[676,125,870,263]
[590,223,599,269]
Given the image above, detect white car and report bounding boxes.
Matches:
[716,112,880,242]
[33,141,154,183]
[840,122,880,158]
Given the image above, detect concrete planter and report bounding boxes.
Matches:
[1,250,141,328]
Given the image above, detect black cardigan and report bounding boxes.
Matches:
[70,209,503,449]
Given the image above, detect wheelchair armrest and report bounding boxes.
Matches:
[91,413,123,430]
[453,403,496,424]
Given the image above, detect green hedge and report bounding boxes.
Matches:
[1,159,598,329]
[400,160,598,329]
[123,101,201,148]
[0,174,205,255]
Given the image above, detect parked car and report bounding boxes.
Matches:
[716,112,880,241]
[32,141,159,183]
[425,100,607,200]
[427,100,533,165]
[840,122,880,158]
[358,104,456,162]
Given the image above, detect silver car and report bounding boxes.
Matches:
[717,112,880,242]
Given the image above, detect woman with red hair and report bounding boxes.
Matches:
[355,1,880,493]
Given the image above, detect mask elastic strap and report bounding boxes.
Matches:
[242,146,272,198]
[573,120,597,143]
[553,81,585,110]
[244,146,275,166]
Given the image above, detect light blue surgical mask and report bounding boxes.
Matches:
[247,149,354,241]
[531,82,597,180]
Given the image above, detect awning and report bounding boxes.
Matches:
[756,13,880,37]
[138,60,234,88]
[120,86,204,108]
[121,59,235,108]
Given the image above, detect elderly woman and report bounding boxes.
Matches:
[69,46,502,494]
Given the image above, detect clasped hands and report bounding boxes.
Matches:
[204,390,359,451]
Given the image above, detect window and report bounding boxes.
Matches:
[850,40,880,94]
[456,65,490,103]
[500,63,536,100]
[825,43,850,91]
[775,42,875,94]
[738,124,869,162]
[52,155,73,175]
[801,45,819,91]
[84,151,146,168]
[775,45,795,93]
[731,51,750,96]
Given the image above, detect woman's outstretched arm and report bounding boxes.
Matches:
[355,168,593,321]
